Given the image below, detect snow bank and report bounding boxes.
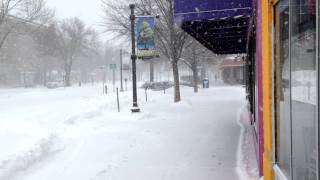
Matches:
[0,134,63,180]
[236,102,259,180]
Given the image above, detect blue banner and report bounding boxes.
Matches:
[136,16,156,59]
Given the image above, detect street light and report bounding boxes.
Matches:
[129,4,140,113]
[120,49,130,92]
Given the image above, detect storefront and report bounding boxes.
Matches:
[174,0,320,179]
[272,0,319,179]
[220,58,245,85]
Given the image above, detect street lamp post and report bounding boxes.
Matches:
[130,4,140,113]
[120,49,124,92]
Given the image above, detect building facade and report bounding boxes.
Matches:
[174,0,320,179]
[258,0,319,179]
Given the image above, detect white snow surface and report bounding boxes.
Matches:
[0,84,250,180]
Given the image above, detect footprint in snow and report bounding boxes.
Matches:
[97,169,108,176]
[138,113,157,121]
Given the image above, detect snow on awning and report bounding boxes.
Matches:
[174,0,253,54]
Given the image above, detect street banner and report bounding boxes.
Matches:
[136,16,156,59]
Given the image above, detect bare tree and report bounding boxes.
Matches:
[102,0,188,102]
[181,40,202,93]
[32,18,100,87]
[181,39,223,92]
[55,18,99,86]
[0,0,54,50]
[32,22,62,85]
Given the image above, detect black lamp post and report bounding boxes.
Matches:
[130,4,140,113]
[120,49,124,92]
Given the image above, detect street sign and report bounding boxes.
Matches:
[109,64,117,70]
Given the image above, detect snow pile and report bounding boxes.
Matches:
[236,103,259,180]
[0,134,63,180]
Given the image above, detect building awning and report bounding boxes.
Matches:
[174,0,253,54]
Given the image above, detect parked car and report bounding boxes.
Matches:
[46,81,64,89]
[141,81,173,91]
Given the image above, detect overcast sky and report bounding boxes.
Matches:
[46,0,113,43]
[46,0,103,26]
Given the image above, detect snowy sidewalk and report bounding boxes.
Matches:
[0,85,250,180]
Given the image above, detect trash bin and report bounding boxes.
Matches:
[202,78,209,88]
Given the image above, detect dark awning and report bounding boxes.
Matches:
[174,0,253,54]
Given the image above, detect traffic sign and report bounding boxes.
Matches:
[109,64,117,70]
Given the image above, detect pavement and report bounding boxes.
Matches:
[0,85,252,180]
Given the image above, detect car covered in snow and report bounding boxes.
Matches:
[46,81,64,89]
[141,81,173,91]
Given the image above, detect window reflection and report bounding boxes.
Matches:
[291,0,317,179]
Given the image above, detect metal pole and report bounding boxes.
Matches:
[113,68,115,92]
[103,82,105,94]
[117,88,120,112]
[150,60,154,82]
[125,78,128,91]
[120,49,124,92]
[130,4,140,113]
[145,88,147,102]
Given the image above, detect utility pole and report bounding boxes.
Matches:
[112,66,115,92]
[120,49,124,92]
[150,60,154,82]
[130,4,140,113]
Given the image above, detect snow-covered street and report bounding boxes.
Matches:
[0,84,248,180]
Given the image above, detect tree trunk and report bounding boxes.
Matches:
[150,60,154,82]
[200,62,206,81]
[192,62,198,93]
[43,70,47,86]
[23,72,26,88]
[65,70,71,86]
[65,63,72,87]
[172,60,181,102]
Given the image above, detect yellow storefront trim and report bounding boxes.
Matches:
[262,0,274,179]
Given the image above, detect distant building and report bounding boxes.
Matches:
[220,57,244,85]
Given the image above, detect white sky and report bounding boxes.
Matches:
[46,0,103,27]
[46,0,113,43]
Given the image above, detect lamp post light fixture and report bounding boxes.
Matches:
[129,4,140,113]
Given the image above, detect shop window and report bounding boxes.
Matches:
[274,1,291,178]
[274,0,318,179]
[291,0,317,179]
